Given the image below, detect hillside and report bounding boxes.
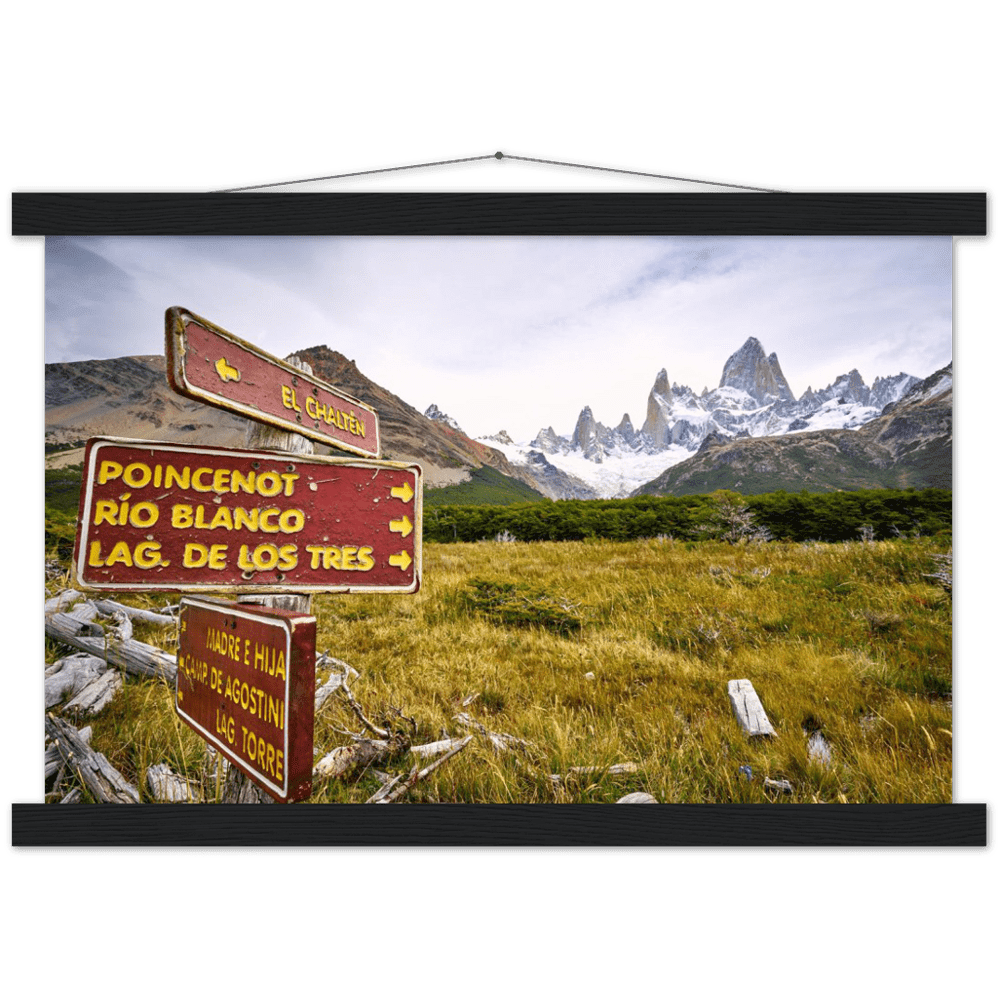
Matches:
[44,347,536,490]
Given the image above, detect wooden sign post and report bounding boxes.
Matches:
[176,596,316,803]
[69,309,422,804]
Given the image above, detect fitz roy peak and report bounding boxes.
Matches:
[476,336,936,498]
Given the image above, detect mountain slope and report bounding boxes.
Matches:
[45,347,542,491]
[632,376,952,497]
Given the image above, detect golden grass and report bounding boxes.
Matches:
[47,536,952,804]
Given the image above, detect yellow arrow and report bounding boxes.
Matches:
[389,515,413,538]
[388,551,412,572]
[215,357,241,383]
[390,481,414,503]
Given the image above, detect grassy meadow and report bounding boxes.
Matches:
[45,528,953,804]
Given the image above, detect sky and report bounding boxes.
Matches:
[45,234,953,442]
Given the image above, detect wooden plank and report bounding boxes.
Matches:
[727,679,776,737]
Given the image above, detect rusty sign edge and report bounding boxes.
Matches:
[70,436,422,595]
[165,306,382,459]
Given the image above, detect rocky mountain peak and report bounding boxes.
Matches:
[424,403,465,434]
[719,337,793,405]
[641,369,674,447]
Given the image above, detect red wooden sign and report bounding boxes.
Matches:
[165,306,380,458]
[72,437,422,594]
[176,597,315,803]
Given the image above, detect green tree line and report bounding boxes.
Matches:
[424,488,951,544]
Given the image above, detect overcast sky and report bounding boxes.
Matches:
[45,235,952,442]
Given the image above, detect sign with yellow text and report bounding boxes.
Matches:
[176,597,315,803]
[166,306,380,458]
[73,438,422,593]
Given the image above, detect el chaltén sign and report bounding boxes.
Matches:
[165,306,380,458]
[70,307,423,802]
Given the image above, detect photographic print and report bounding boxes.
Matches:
[44,236,954,804]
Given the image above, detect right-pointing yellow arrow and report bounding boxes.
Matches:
[389,515,413,538]
[388,551,412,572]
[390,481,414,503]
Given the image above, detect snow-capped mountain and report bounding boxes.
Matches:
[475,336,936,498]
[424,403,465,434]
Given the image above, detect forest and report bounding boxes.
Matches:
[424,488,951,544]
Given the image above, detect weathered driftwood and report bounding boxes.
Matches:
[45,611,177,683]
[727,679,776,737]
[44,589,82,614]
[60,788,83,804]
[337,682,391,738]
[764,778,794,794]
[64,669,122,718]
[46,725,91,781]
[370,735,473,804]
[45,653,108,709]
[314,733,411,780]
[65,601,100,626]
[409,737,469,758]
[617,792,657,804]
[551,762,639,785]
[147,763,200,803]
[453,712,531,754]
[45,713,140,804]
[314,662,360,713]
[94,599,177,627]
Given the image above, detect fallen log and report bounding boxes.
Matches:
[45,611,177,684]
[45,714,140,804]
[44,589,83,615]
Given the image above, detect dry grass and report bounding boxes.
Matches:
[46,535,953,804]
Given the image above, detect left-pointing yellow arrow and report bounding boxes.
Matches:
[215,357,241,382]
[389,515,413,538]
[388,551,412,572]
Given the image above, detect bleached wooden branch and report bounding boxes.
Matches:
[45,610,177,684]
[45,653,108,709]
[64,670,122,718]
[94,599,177,627]
[452,712,532,754]
[336,683,390,739]
[46,726,91,781]
[147,763,201,803]
[551,762,639,785]
[45,713,140,804]
[44,589,82,615]
[314,664,360,713]
[727,679,776,737]
[372,735,473,804]
[314,733,410,780]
